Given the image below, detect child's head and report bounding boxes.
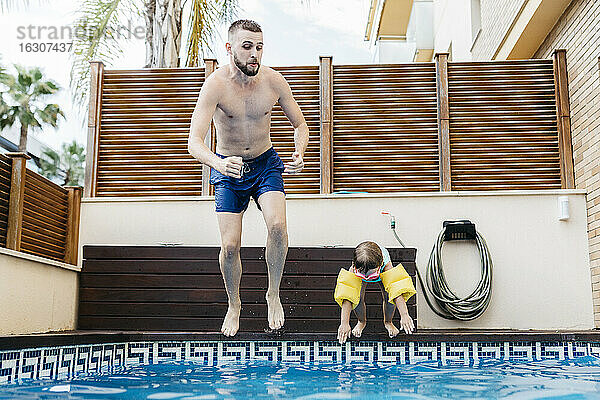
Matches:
[353,241,383,274]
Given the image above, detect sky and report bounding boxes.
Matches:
[0,0,373,152]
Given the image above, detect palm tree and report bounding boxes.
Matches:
[0,65,64,152]
[40,140,86,186]
[70,0,239,106]
[0,58,7,116]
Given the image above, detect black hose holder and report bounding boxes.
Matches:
[443,220,476,241]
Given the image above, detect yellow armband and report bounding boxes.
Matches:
[333,269,362,309]
[380,263,416,304]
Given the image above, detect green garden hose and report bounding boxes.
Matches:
[390,221,493,321]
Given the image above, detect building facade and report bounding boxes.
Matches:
[367,0,600,325]
[534,0,600,324]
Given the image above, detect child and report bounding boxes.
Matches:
[335,241,416,344]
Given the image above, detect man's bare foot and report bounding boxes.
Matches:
[221,304,241,337]
[266,293,285,330]
[384,321,400,338]
[352,320,367,337]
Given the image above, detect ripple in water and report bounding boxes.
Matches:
[1,357,600,399]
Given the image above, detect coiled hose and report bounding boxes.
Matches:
[391,224,493,320]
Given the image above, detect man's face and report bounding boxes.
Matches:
[229,30,263,77]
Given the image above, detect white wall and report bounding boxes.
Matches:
[374,40,418,63]
[0,248,79,335]
[433,0,474,60]
[80,190,593,330]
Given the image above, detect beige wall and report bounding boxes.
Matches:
[433,0,473,61]
[80,191,593,330]
[0,248,79,335]
[535,0,600,325]
[471,0,526,59]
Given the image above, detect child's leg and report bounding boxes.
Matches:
[379,283,400,337]
[352,284,367,337]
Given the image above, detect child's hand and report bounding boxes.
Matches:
[337,323,352,344]
[400,314,415,334]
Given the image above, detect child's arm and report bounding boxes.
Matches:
[381,261,416,334]
[393,295,415,334]
[337,300,352,344]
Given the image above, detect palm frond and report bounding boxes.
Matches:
[69,0,141,110]
[36,103,64,127]
[39,148,61,180]
[0,0,35,13]
[0,106,16,129]
[0,55,6,113]
[0,55,6,80]
[185,0,239,67]
[32,79,59,96]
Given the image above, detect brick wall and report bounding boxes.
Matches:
[535,0,600,325]
[471,0,526,59]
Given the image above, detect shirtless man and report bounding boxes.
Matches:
[187,20,309,337]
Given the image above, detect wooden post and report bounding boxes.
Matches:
[84,61,104,198]
[435,53,452,191]
[64,186,83,265]
[6,152,30,251]
[319,56,334,194]
[553,49,575,189]
[202,59,218,196]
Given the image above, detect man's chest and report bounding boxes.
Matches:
[217,85,278,120]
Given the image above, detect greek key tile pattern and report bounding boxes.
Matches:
[0,341,597,384]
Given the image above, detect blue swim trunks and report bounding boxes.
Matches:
[210,147,286,213]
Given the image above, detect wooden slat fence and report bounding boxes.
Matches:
[0,152,82,264]
[85,50,574,197]
[97,68,205,197]
[448,60,561,190]
[0,154,11,246]
[21,170,69,261]
[271,66,321,194]
[333,64,440,192]
[78,246,417,333]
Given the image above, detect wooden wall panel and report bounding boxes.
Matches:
[270,66,321,194]
[79,246,417,333]
[97,68,205,196]
[448,60,561,190]
[97,66,321,196]
[332,64,440,192]
[20,170,69,261]
[0,154,11,247]
[92,59,566,197]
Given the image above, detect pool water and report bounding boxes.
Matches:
[2,357,600,399]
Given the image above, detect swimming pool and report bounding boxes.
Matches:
[2,341,600,399]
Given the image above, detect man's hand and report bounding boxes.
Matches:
[284,151,304,174]
[218,156,243,179]
[337,323,352,344]
[399,313,415,335]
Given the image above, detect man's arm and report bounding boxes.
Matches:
[274,72,309,174]
[188,75,242,178]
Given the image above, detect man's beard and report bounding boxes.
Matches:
[234,53,260,76]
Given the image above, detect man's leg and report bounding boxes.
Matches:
[257,191,287,330]
[217,212,244,337]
